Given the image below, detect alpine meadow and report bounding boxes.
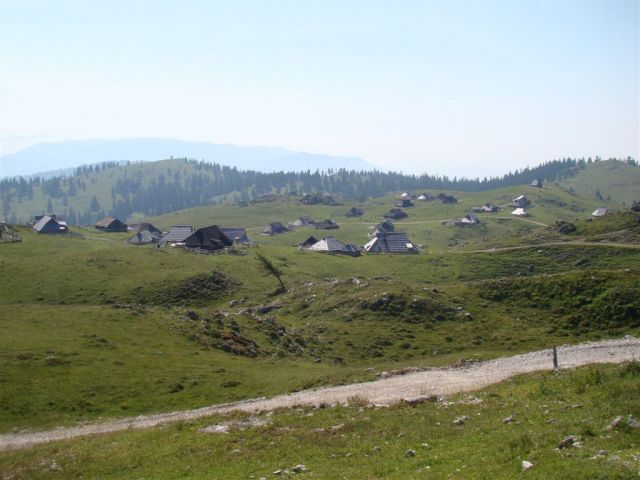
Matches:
[1,1,639,478]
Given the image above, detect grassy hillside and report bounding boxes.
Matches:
[1,214,639,432]
[2,363,639,479]
[559,159,640,206]
[3,157,635,225]
[151,183,616,251]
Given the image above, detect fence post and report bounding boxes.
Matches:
[552,345,558,370]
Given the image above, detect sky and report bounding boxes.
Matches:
[0,0,638,177]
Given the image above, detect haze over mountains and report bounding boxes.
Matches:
[0,138,375,179]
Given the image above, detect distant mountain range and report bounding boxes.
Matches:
[0,138,374,179]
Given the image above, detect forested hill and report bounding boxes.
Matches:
[0,157,636,224]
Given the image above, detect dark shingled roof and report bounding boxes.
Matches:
[158,225,194,244]
[383,208,408,220]
[345,207,364,217]
[263,222,288,235]
[184,225,233,251]
[395,199,414,208]
[95,216,128,231]
[363,231,419,254]
[288,216,315,228]
[313,219,340,230]
[298,235,319,248]
[135,223,162,234]
[220,227,252,244]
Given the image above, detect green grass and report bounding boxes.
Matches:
[149,182,613,252]
[559,159,640,206]
[1,224,639,432]
[1,179,639,477]
[2,363,638,479]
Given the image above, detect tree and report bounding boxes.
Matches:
[90,195,101,212]
[256,254,285,293]
[46,198,53,213]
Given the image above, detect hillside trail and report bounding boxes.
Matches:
[1,337,638,452]
[451,240,640,254]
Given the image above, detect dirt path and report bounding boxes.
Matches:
[452,240,640,255]
[1,337,638,452]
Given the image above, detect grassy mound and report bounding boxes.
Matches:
[131,270,239,306]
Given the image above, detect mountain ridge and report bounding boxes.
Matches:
[0,138,374,179]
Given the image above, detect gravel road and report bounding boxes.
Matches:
[1,337,638,452]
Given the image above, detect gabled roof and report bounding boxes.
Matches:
[308,236,346,252]
[308,236,361,256]
[184,225,233,251]
[417,193,433,201]
[345,207,364,217]
[298,235,319,248]
[33,215,68,233]
[436,193,458,204]
[263,221,288,235]
[135,222,162,234]
[158,225,194,244]
[127,230,161,245]
[455,214,481,225]
[511,208,529,216]
[95,217,119,227]
[370,220,395,237]
[313,219,339,229]
[363,231,419,254]
[395,199,414,208]
[220,227,252,243]
[530,178,543,188]
[383,208,408,220]
[288,216,315,228]
[591,207,608,217]
[482,203,498,212]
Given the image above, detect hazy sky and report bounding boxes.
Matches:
[0,0,638,177]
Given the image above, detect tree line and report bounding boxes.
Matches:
[0,157,636,224]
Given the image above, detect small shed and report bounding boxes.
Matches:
[417,193,433,201]
[454,214,481,226]
[511,208,529,217]
[472,203,498,213]
[288,216,315,229]
[370,220,395,237]
[298,235,319,249]
[363,231,419,254]
[512,195,530,208]
[591,207,608,218]
[95,216,128,232]
[395,199,414,208]
[529,178,543,188]
[33,215,68,234]
[263,222,289,235]
[127,229,162,245]
[221,227,252,245]
[436,193,458,204]
[134,223,162,234]
[345,207,364,217]
[313,219,340,230]
[158,225,194,245]
[383,208,408,220]
[184,225,233,251]
[307,236,361,256]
